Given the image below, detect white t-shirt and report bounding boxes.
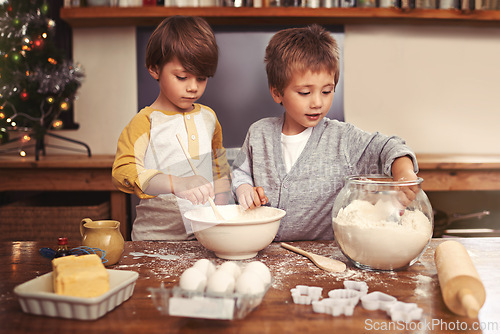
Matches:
[281,127,313,173]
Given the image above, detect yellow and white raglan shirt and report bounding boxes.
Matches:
[112,104,230,241]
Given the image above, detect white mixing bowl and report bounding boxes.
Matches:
[184,205,286,260]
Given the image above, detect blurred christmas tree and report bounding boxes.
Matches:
[0,0,85,158]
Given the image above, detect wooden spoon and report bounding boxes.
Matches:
[175,134,225,221]
[281,242,346,273]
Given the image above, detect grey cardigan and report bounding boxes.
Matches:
[232,116,418,241]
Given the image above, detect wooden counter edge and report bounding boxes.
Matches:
[2,153,500,170]
[416,153,500,170]
[0,154,116,168]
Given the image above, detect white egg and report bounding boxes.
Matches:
[192,259,216,277]
[244,261,271,285]
[218,261,242,279]
[179,267,207,292]
[235,271,265,295]
[206,269,236,294]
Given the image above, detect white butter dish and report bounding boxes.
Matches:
[14,269,139,320]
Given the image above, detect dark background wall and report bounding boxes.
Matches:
[136,25,345,148]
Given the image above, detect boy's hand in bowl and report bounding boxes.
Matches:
[236,184,268,210]
[171,175,215,205]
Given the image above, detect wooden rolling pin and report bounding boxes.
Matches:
[434,240,486,318]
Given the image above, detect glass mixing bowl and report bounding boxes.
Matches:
[332,175,433,271]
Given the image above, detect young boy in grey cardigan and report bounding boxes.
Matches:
[231,24,419,242]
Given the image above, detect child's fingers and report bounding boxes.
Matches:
[197,187,210,205]
[184,192,199,205]
[198,184,215,204]
[251,189,262,208]
[240,192,254,210]
[396,185,419,208]
[236,185,267,210]
[190,188,205,205]
[241,189,261,210]
[255,187,268,205]
[261,195,269,205]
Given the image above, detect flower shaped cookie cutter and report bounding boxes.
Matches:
[312,298,356,316]
[290,285,323,305]
[327,289,361,307]
[343,280,368,296]
[360,291,397,311]
[387,301,423,322]
[294,281,423,322]
[311,288,362,317]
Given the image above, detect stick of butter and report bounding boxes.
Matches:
[52,254,109,298]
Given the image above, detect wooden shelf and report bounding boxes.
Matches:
[416,154,500,191]
[60,6,500,27]
[0,154,130,239]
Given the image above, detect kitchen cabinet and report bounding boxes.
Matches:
[417,154,500,191]
[60,6,500,27]
[0,155,130,240]
[1,153,499,239]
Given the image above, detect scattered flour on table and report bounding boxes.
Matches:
[333,199,432,270]
[113,243,203,282]
[129,251,180,261]
[413,274,434,297]
[265,241,401,291]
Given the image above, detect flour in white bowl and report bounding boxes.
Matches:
[333,199,432,270]
[185,205,285,225]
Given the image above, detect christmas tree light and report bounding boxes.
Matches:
[0,0,85,157]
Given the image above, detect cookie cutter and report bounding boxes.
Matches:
[312,298,356,317]
[290,285,322,305]
[343,280,368,296]
[387,301,423,322]
[360,291,397,311]
[327,289,361,307]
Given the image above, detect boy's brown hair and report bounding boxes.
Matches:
[145,16,218,78]
[265,24,340,95]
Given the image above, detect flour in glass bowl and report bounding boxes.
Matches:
[333,199,432,270]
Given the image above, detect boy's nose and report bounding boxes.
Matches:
[310,93,323,109]
[186,79,198,92]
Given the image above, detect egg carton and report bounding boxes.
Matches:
[149,283,271,320]
[149,260,272,320]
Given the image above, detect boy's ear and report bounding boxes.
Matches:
[270,87,282,104]
[148,66,160,81]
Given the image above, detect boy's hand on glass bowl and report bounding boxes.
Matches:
[236,184,269,210]
[391,156,420,207]
[393,171,419,207]
[171,175,215,205]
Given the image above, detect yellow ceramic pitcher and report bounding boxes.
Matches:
[80,218,125,266]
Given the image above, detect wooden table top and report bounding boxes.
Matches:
[1,238,499,333]
[416,154,500,170]
[0,154,115,169]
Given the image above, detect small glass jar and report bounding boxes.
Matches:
[332,175,433,271]
[54,237,71,258]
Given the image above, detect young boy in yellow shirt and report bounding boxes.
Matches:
[112,16,230,241]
